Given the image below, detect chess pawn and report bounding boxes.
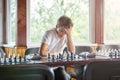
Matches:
[19,56,22,62]
[24,56,26,62]
[48,53,51,59]
[78,55,81,59]
[58,53,61,59]
[51,55,55,61]
[56,55,59,60]
[59,53,63,60]
[71,52,74,60]
[67,53,69,60]
[14,56,17,63]
[4,55,7,63]
[9,55,12,63]
[74,54,76,59]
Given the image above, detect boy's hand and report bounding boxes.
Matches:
[64,27,72,35]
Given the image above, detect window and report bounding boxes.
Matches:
[6,0,17,44]
[104,0,120,43]
[28,0,90,46]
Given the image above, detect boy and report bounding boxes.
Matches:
[39,15,75,57]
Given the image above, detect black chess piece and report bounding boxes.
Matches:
[59,53,63,60]
[74,54,76,59]
[14,56,17,63]
[78,55,81,59]
[109,52,113,58]
[59,53,61,59]
[61,54,63,60]
[9,56,12,63]
[24,56,26,62]
[71,52,74,60]
[56,55,59,60]
[19,56,22,62]
[67,53,69,60]
[4,55,7,63]
[48,53,51,59]
[52,55,55,61]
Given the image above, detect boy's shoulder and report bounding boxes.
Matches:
[46,28,56,34]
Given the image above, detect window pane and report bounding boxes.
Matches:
[30,0,89,43]
[8,0,17,43]
[104,0,120,43]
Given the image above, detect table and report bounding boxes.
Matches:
[29,56,120,67]
[1,55,120,67]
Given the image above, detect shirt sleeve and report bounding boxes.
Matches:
[42,31,50,45]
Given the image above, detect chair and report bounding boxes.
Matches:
[0,64,54,80]
[83,61,120,80]
[25,47,39,55]
[75,46,93,55]
[64,46,94,80]
[0,47,5,58]
[63,46,93,55]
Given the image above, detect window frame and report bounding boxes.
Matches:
[27,0,95,47]
[0,0,3,44]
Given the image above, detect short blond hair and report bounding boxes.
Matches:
[57,15,73,28]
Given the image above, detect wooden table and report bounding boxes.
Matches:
[1,56,120,67]
[29,56,120,67]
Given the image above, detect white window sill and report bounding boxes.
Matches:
[2,44,15,48]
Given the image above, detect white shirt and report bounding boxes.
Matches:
[41,28,67,55]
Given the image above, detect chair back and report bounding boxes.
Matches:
[0,64,54,80]
[63,46,93,55]
[83,61,120,80]
[25,47,39,55]
[75,46,93,55]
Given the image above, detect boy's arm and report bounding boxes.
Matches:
[39,43,48,57]
[39,43,56,57]
[64,27,75,53]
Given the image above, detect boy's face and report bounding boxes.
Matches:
[56,27,66,37]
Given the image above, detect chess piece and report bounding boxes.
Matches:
[59,53,63,60]
[52,55,55,61]
[59,53,61,59]
[48,53,51,59]
[109,52,113,58]
[24,56,26,62]
[56,55,59,60]
[78,55,81,59]
[74,54,76,59]
[14,56,17,63]
[19,56,22,62]
[71,52,74,60]
[9,55,12,63]
[67,53,69,60]
[4,55,7,63]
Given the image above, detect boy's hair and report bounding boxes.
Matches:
[57,15,73,28]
